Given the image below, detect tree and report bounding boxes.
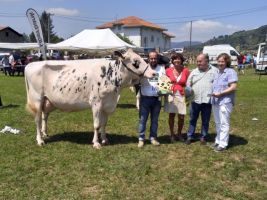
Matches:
[29,11,63,43]
[116,33,134,45]
[22,33,30,42]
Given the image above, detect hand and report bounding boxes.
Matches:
[212,92,221,98]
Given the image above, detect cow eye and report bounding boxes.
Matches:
[132,60,140,69]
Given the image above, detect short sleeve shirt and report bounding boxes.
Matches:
[140,64,165,96]
[211,68,238,105]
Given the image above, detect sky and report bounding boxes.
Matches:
[1,0,267,42]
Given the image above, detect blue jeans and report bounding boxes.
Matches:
[138,96,161,141]
[187,102,212,140]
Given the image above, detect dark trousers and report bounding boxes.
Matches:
[187,102,212,140]
[138,96,161,140]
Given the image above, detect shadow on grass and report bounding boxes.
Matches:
[45,131,137,145]
[0,104,20,109]
[158,133,248,148]
[208,133,248,149]
[117,103,136,109]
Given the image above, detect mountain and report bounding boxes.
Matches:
[171,41,202,48]
[191,25,267,52]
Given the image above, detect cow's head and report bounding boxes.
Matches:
[114,49,156,79]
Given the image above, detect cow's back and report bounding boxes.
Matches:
[26,59,115,112]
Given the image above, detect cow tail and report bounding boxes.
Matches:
[25,74,37,115]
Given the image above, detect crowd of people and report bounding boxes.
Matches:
[137,51,238,152]
[1,51,28,76]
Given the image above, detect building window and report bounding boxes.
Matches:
[151,35,154,42]
[157,38,159,44]
[144,37,147,47]
[117,25,121,31]
[5,32,9,37]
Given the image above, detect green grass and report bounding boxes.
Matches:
[0,69,266,200]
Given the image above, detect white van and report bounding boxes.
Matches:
[256,42,267,73]
[203,44,240,66]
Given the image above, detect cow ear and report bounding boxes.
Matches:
[114,51,125,59]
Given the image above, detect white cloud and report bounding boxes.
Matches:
[46,8,79,16]
[172,20,240,42]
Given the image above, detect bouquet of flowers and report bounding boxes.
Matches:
[157,74,173,95]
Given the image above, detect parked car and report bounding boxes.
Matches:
[163,48,184,55]
[256,42,267,73]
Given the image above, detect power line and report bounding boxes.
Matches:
[146,5,267,21]
[1,5,267,24]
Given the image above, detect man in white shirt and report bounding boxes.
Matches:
[186,54,218,145]
[137,51,165,147]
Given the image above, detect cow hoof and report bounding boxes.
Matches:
[37,140,45,146]
[101,139,110,145]
[93,143,102,149]
[42,133,49,138]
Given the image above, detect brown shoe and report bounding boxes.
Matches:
[200,138,207,145]
[177,134,185,142]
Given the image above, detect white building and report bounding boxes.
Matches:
[96,16,175,52]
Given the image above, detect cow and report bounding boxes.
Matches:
[25,49,156,149]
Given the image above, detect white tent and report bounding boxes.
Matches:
[49,28,137,55]
[0,43,40,50]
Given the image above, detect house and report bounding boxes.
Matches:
[96,16,175,52]
[0,26,23,43]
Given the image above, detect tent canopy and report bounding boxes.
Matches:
[49,28,137,55]
[0,42,41,50]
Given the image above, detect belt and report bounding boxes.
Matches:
[141,95,158,98]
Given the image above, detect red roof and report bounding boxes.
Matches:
[163,31,175,38]
[96,16,167,31]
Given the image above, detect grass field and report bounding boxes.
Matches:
[0,68,266,200]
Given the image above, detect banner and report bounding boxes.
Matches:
[26,8,47,60]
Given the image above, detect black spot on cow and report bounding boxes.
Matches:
[115,59,120,66]
[77,77,80,81]
[63,85,66,88]
[83,76,87,80]
[100,66,106,78]
[60,88,63,91]
[97,82,101,86]
[72,69,76,73]
[84,86,86,90]
[91,85,94,91]
[69,88,71,92]
[107,66,113,79]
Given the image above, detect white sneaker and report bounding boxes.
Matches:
[151,139,160,146]
[138,140,144,148]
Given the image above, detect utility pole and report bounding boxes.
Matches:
[189,20,193,52]
[188,20,193,64]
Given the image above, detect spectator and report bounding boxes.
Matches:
[211,53,238,152]
[164,53,190,143]
[237,54,245,74]
[1,55,11,76]
[137,51,165,147]
[186,54,218,145]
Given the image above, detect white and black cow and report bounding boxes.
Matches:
[25,49,155,149]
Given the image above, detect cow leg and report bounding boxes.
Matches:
[41,97,55,138]
[100,113,109,145]
[41,112,49,138]
[136,90,140,110]
[92,108,102,149]
[35,111,45,146]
